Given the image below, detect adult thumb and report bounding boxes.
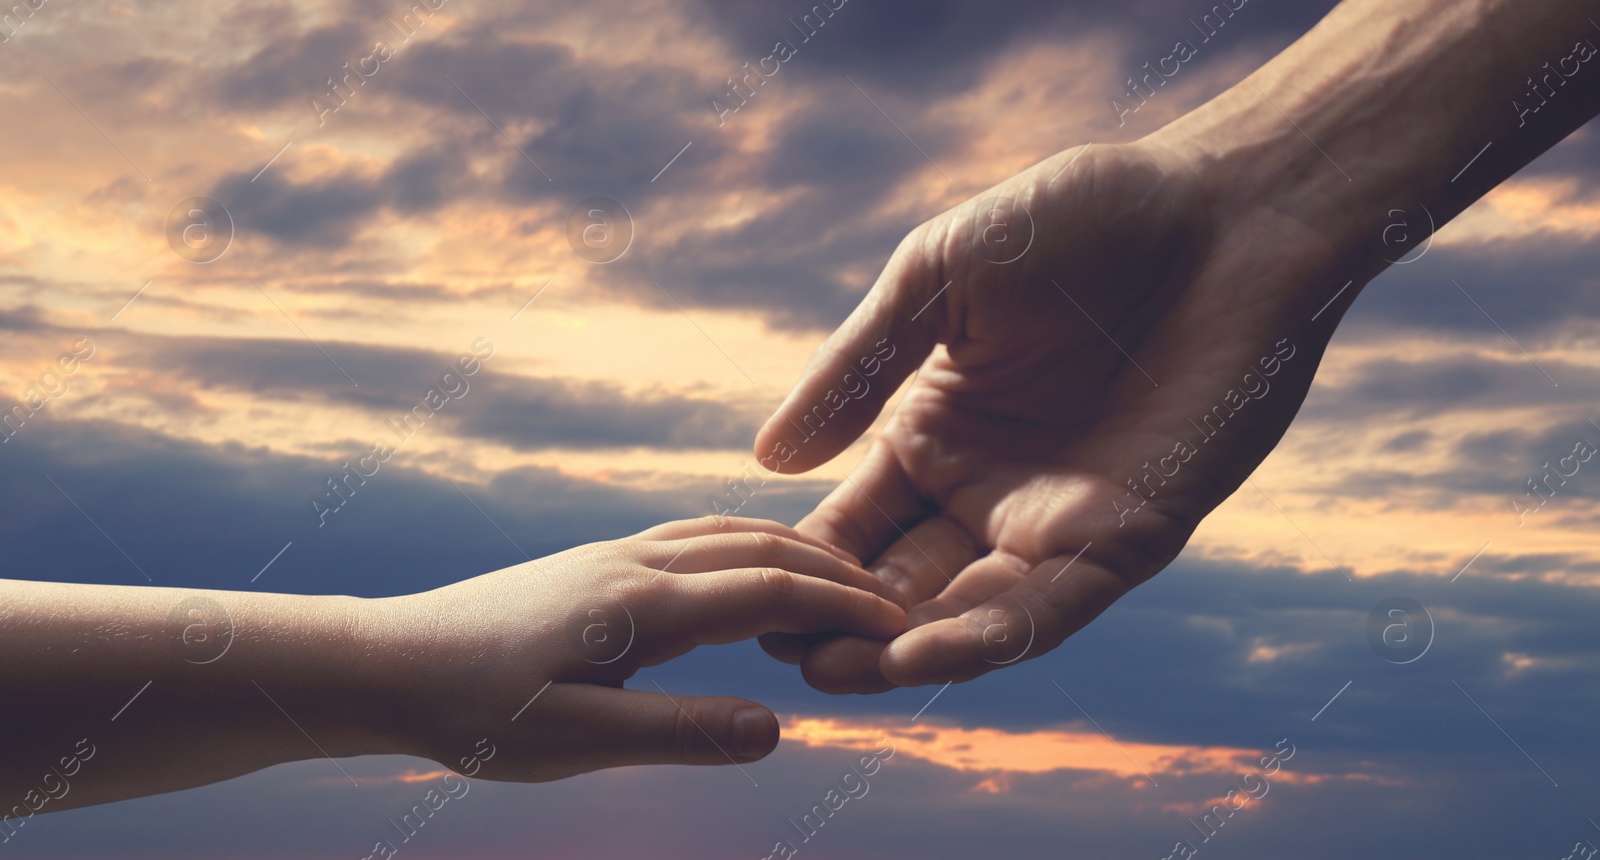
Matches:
[754,238,944,474]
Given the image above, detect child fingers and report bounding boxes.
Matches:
[558,685,780,768]
[646,568,907,644]
[880,554,1130,687]
[799,634,898,695]
[636,516,860,566]
[649,531,891,600]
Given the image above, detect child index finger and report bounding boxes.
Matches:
[646,568,908,646]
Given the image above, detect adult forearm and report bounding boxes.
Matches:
[1151,0,1600,292]
[0,580,404,813]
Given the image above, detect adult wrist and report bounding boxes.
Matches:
[1145,0,1600,296]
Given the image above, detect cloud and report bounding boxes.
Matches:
[126,332,764,451]
[211,169,387,249]
[785,715,1267,783]
[214,20,375,114]
[11,2,1600,858]
[0,411,707,597]
[694,0,1338,104]
[1300,353,1600,423]
[1345,219,1600,341]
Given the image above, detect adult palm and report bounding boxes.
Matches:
[756,139,1365,692]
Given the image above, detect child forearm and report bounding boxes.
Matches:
[0,579,401,814]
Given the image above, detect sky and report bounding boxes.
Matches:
[5,0,1600,857]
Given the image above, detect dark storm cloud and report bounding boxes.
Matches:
[129,333,764,451]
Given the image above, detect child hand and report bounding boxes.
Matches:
[366,517,905,781]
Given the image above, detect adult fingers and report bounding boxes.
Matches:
[796,440,932,570]
[861,513,986,608]
[788,551,1019,693]
[760,449,929,662]
[878,551,1132,686]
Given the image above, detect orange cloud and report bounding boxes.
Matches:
[784,716,1260,785]
[782,716,1387,805]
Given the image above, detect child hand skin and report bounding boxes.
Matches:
[0,517,904,812]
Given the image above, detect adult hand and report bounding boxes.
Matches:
[756,0,1600,693]
[754,138,1343,692]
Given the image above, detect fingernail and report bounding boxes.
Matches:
[732,707,777,759]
